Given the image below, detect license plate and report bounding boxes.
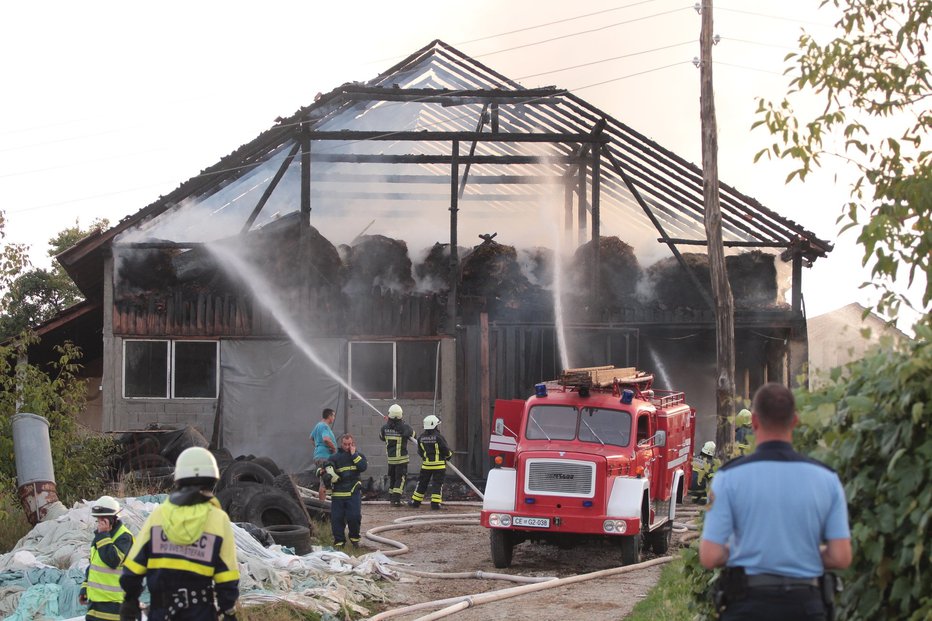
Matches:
[513,516,550,528]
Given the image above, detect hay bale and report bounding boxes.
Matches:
[643,251,777,309]
[343,234,415,294]
[413,242,465,292]
[459,237,531,307]
[518,247,556,287]
[115,245,182,294]
[569,236,642,306]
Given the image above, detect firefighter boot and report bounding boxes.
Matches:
[431,501,442,511]
[390,493,401,507]
[407,500,420,508]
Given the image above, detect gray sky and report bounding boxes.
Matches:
[0,0,923,329]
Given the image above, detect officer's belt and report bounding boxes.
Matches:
[746,573,820,588]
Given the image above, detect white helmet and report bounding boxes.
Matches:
[701,441,716,457]
[388,404,403,419]
[174,447,220,482]
[423,414,440,430]
[90,495,121,517]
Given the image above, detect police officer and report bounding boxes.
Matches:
[408,415,453,510]
[699,383,852,620]
[120,447,240,621]
[380,404,414,506]
[323,433,368,548]
[80,496,135,621]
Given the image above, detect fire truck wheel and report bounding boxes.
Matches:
[620,534,640,565]
[646,523,672,554]
[490,530,514,568]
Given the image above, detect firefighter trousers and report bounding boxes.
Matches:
[330,491,362,544]
[411,468,445,505]
[387,463,407,500]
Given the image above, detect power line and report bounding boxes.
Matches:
[572,60,690,91]
[516,40,696,80]
[716,5,835,28]
[713,60,784,76]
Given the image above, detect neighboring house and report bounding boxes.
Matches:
[39,41,832,482]
[807,303,909,387]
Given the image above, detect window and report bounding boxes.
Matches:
[526,405,632,447]
[349,340,439,399]
[123,339,218,399]
[526,405,578,441]
[579,407,631,447]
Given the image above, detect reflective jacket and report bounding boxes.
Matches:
[417,429,453,470]
[379,419,414,465]
[327,448,368,498]
[82,521,134,604]
[120,489,240,613]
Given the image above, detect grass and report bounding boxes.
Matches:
[0,492,32,553]
[237,602,323,621]
[627,554,694,621]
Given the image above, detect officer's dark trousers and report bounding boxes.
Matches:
[387,462,407,497]
[330,491,362,543]
[413,468,445,504]
[722,586,826,621]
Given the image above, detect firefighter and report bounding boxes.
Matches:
[700,383,851,619]
[79,496,135,621]
[408,414,453,510]
[689,441,716,504]
[119,447,239,621]
[323,433,368,548]
[380,404,414,506]
[735,408,754,446]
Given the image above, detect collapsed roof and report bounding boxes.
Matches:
[58,39,832,302]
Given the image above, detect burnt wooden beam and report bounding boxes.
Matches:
[449,140,460,335]
[310,153,574,164]
[457,104,490,200]
[590,119,606,293]
[241,141,301,233]
[300,124,311,221]
[306,130,609,144]
[338,85,565,101]
[662,238,791,248]
[309,172,561,185]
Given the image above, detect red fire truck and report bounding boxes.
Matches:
[480,366,696,567]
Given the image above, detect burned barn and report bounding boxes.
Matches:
[51,40,830,481]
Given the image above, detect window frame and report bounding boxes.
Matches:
[348,339,440,400]
[122,338,219,400]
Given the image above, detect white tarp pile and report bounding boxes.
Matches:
[0,496,394,621]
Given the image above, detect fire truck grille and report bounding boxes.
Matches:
[526,461,594,496]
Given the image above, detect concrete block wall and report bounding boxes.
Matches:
[115,398,216,437]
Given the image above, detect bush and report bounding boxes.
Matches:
[794,328,931,621]
[684,327,931,620]
[0,334,117,508]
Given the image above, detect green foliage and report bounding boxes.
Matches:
[0,333,116,507]
[753,0,931,324]
[0,490,31,553]
[0,218,107,339]
[794,328,931,620]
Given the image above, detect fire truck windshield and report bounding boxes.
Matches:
[526,405,632,447]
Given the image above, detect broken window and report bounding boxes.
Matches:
[349,340,439,399]
[123,339,218,399]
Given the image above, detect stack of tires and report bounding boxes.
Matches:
[116,425,211,492]
[214,456,316,555]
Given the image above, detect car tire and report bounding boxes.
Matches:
[264,524,313,555]
[620,534,640,566]
[244,489,309,529]
[216,461,275,493]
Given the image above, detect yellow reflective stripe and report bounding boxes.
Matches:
[87,610,122,621]
[422,463,446,470]
[148,557,215,577]
[123,558,146,575]
[86,581,123,593]
[214,569,240,583]
[387,456,409,464]
[336,465,355,472]
[88,564,123,576]
[352,455,362,464]
[96,536,113,547]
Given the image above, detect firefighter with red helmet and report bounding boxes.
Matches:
[380,404,414,506]
[80,496,135,621]
[119,447,240,621]
[408,414,453,510]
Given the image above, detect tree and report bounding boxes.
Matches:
[0,218,107,339]
[754,0,931,325]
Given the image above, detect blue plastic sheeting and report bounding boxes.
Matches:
[0,568,150,621]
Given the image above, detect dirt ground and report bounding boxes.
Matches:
[354,501,698,621]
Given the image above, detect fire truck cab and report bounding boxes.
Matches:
[480,366,696,568]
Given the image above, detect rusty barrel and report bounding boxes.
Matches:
[12,413,60,525]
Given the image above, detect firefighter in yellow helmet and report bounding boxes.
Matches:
[79,496,135,621]
[408,414,453,510]
[735,408,754,446]
[380,404,414,506]
[689,441,717,505]
[119,447,240,621]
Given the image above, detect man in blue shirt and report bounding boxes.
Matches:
[310,408,337,501]
[700,383,851,620]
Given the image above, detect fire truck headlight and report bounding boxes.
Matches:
[489,514,500,527]
[500,514,512,527]
[603,520,627,534]
[489,513,512,527]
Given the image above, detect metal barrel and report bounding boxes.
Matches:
[12,413,59,524]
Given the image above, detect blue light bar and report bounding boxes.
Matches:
[582,500,593,507]
[535,383,548,398]
[621,389,634,405]
[525,497,536,504]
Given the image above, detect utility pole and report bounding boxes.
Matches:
[700,0,736,458]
